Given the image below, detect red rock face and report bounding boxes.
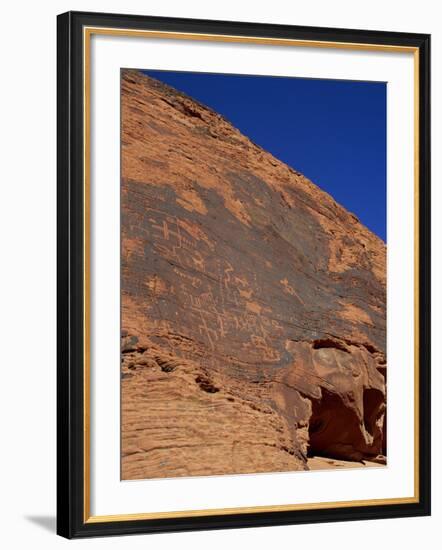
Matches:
[121,69,386,480]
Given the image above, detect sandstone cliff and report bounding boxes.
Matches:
[121,69,386,480]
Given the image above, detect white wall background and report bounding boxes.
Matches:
[0,1,439,548]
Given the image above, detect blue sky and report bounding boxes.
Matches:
[143,70,386,241]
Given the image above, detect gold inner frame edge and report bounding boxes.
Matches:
[82,26,420,524]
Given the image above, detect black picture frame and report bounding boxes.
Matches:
[57,10,431,539]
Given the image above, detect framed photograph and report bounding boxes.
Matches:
[57,11,431,538]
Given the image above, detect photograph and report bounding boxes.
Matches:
[120,68,387,480]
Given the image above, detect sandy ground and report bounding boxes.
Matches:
[307,456,385,470]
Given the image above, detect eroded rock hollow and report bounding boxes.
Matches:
[121,69,386,480]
